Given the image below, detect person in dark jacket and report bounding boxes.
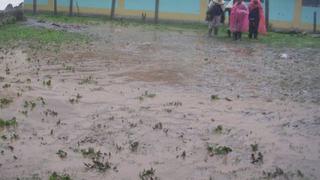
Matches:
[207,0,225,36]
[248,0,267,39]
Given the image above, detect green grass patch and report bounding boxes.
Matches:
[0,117,17,127]
[0,23,87,45]
[25,13,320,48]
[27,13,108,25]
[258,32,320,48]
[207,144,232,156]
[0,98,13,108]
[49,172,71,180]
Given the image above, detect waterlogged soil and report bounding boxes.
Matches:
[0,21,320,180]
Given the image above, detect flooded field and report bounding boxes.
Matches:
[0,19,320,180]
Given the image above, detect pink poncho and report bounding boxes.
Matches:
[230,2,249,32]
[249,0,267,34]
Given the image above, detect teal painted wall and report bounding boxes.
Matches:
[25,0,48,5]
[125,0,155,11]
[269,0,295,22]
[56,0,117,9]
[124,0,200,14]
[159,0,200,14]
[301,6,320,24]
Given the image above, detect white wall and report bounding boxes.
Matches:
[0,0,23,10]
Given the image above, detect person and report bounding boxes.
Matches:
[225,0,235,37]
[248,0,267,39]
[230,0,249,41]
[207,0,225,36]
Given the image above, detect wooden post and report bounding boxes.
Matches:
[69,0,73,16]
[54,0,57,15]
[314,11,317,33]
[111,0,116,19]
[265,0,269,31]
[155,0,159,23]
[33,0,37,15]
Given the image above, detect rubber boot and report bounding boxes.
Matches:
[208,28,213,37]
[233,32,237,41]
[214,28,218,36]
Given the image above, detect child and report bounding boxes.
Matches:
[248,0,267,39]
[230,0,249,40]
[207,0,225,36]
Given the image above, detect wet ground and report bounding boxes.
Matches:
[0,20,320,180]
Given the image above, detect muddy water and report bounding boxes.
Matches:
[0,22,320,180]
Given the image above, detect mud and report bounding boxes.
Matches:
[0,21,320,180]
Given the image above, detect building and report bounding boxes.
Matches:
[24,0,320,32]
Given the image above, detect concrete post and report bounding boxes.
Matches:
[155,0,159,23]
[111,0,116,19]
[54,0,57,15]
[69,0,73,16]
[265,0,269,31]
[314,11,317,33]
[33,0,37,15]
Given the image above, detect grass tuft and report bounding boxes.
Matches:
[0,117,17,127]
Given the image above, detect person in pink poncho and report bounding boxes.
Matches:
[248,0,267,39]
[230,0,249,41]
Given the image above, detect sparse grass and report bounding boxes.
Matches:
[26,13,320,48]
[69,93,82,104]
[81,147,101,158]
[49,172,71,180]
[250,143,263,164]
[84,159,112,172]
[207,144,232,156]
[153,122,163,130]
[259,31,320,48]
[78,76,97,85]
[251,143,259,152]
[56,150,67,159]
[130,141,139,152]
[214,125,223,134]
[0,98,13,108]
[27,13,108,25]
[44,109,58,117]
[43,80,52,87]
[0,117,17,127]
[139,168,158,180]
[211,95,219,101]
[0,23,87,46]
[139,91,156,101]
[23,100,37,111]
[2,84,11,89]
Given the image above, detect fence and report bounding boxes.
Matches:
[24,0,319,32]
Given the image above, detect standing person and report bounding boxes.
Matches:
[248,0,267,39]
[207,0,225,36]
[230,0,249,41]
[225,0,235,37]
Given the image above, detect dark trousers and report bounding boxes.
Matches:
[249,20,259,39]
[233,32,242,40]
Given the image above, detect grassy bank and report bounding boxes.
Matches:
[6,13,320,48]
[0,23,87,46]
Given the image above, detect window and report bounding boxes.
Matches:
[302,0,320,7]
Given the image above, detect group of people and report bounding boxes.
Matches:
[206,0,266,40]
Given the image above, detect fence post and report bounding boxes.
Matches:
[155,0,159,23]
[111,0,116,19]
[33,0,37,15]
[314,11,317,33]
[69,0,73,16]
[54,0,57,15]
[265,0,269,31]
